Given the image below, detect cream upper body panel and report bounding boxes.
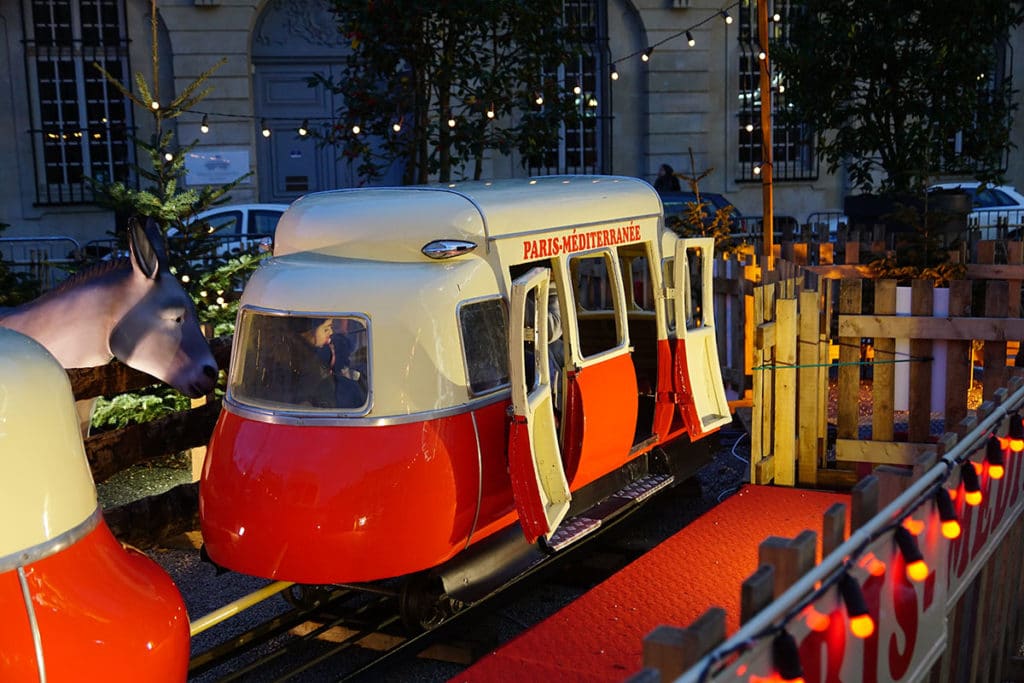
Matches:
[0,329,97,561]
[273,175,663,263]
[236,253,503,417]
[231,175,666,419]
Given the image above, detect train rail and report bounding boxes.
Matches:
[181,422,748,681]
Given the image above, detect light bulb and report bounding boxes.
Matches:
[686,31,695,47]
[200,114,209,134]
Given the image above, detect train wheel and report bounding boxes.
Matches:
[283,584,332,609]
[399,574,464,632]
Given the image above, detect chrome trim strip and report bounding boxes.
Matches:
[223,391,510,428]
[18,566,47,683]
[0,507,102,574]
[464,411,484,550]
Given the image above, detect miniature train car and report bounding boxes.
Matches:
[199,175,731,608]
[0,329,189,681]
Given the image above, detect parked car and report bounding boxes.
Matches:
[660,191,745,233]
[928,182,1024,240]
[162,203,290,272]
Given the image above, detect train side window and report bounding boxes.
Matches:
[663,257,677,332]
[622,254,654,311]
[569,252,622,358]
[459,297,510,395]
[685,246,705,329]
[230,310,370,412]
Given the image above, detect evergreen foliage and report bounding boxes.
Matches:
[774,0,1024,195]
[317,0,588,183]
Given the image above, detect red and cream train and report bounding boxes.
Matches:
[198,175,733,615]
[0,329,190,681]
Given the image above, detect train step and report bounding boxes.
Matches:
[546,473,674,551]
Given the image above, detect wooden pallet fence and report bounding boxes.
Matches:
[631,380,1024,682]
[834,276,1024,471]
[748,263,833,487]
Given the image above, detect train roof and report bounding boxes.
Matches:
[272,175,663,262]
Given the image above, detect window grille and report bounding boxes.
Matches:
[529,0,609,176]
[23,0,134,205]
[736,0,816,182]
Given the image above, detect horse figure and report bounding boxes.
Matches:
[0,217,218,400]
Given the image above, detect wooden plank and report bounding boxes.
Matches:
[837,280,863,443]
[822,503,847,557]
[104,482,199,548]
[642,608,726,681]
[838,314,1024,341]
[751,283,767,483]
[850,475,879,532]
[834,438,937,465]
[872,280,897,442]
[945,280,973,428]
[798,288,822,485]
[84,400,222,482]
[983,280,1009,401]
[740,564,775,625]
[908,280,934,443]
[775,296,798,486]
[758,532,816,597]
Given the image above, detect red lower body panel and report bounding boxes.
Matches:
[200,402,510,583]
[0,520,189,682]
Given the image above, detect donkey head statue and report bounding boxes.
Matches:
[0,217,218,398]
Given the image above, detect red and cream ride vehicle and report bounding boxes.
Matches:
[0,328,189,681]
[199,176,732,620]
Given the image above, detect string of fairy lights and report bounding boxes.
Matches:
[693,395,1024,681]
[182,2,747,141]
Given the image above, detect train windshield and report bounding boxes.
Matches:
[229,310,370,413]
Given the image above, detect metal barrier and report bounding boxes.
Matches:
[0,236,83,290]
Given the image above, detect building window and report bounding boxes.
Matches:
[529,0,608,176]
[736,0,816,182]
[23,0,134,205]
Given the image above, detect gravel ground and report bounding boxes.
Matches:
[109,418,752,682]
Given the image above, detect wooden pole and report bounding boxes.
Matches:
[758,0,775,272]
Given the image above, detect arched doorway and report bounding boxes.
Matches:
[251,0,401,201]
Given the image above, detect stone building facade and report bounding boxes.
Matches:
[1,0,1021,243]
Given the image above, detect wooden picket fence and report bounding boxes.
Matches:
[745,240,1024,489]
[631,381,1024,681]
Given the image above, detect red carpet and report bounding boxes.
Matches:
[451,485,849,682]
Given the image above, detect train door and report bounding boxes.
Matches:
[669,237,732,437]
[507,267,571,544]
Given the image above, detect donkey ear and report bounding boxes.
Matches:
[128,217,167,280]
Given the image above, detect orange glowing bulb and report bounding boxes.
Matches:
[865,556,886,576]
[850,614,875,639]
[906,559,929,582]
[965,489,983,506]
[989,463,1005,480]
[941,519,962,539]
[948,488,958,500]
[902,517,925,535]
[972,461,983,475]
[806,607,831,632]
[1011,437,1023,453]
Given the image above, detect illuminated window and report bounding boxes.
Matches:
[736,0,816,182]
[24,0,134,205]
